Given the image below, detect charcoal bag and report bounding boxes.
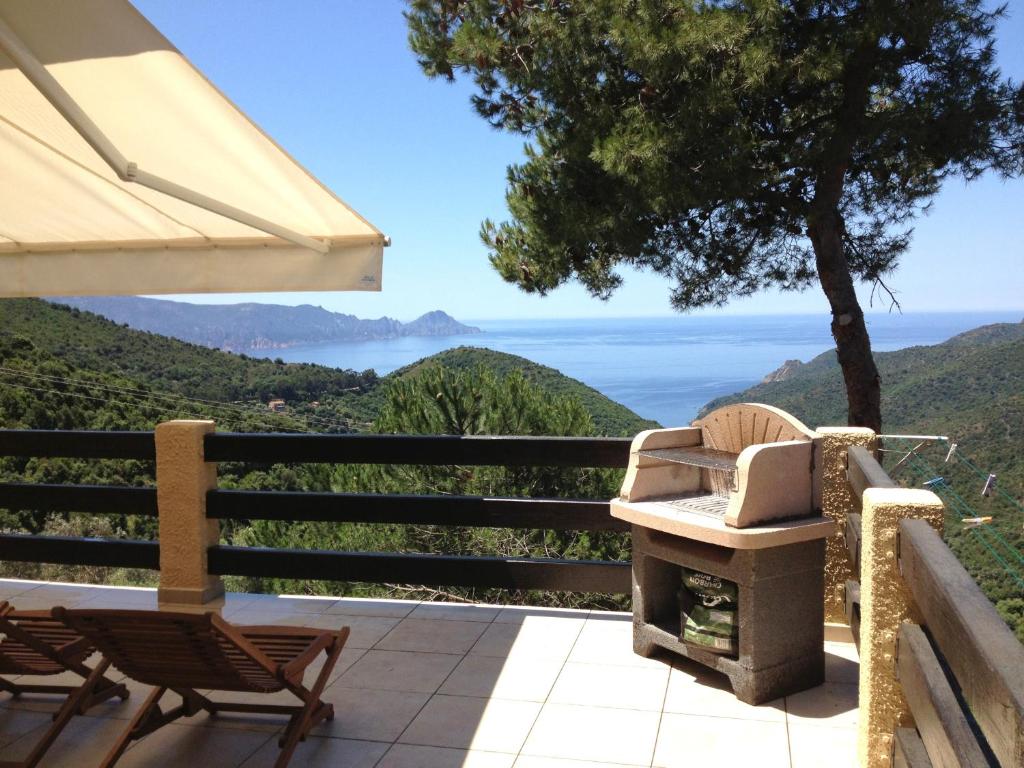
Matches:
[679,568,738,655]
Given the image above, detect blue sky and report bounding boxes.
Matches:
[135,0,1024,321]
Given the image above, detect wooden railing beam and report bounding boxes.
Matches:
[899,518,1024,768]
[206,490,627,531]
[896,623,991,767]
[847,445,896,501]
[893,728,933,768]
[0,533,158,569]
[203,432,631,467]
[0,430,155,460]
[0,483,158,516]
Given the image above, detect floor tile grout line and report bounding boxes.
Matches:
[374,606,503,766]
[783,692,794,768]
[235,727,282,768]
[509,608,589,764]
[648,658,675,768]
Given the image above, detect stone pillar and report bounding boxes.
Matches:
[154,420,223,605]
[815,426,876,623]
[857,487,944,768]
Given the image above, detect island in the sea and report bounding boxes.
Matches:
[50,296,482,352]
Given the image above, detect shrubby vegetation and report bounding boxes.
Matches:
[236,365,629,609]
[704,321,1024,638]
[394,346,658,436]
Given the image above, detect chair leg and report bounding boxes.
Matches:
[0,676,22,696]
[15,657,112,768]
[274,637,344,768]
[78,676,130,714]
[0,667,128,716]
[98,685,169,768]
[61,658,131,711]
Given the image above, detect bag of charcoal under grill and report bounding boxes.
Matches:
[679,568,738,655]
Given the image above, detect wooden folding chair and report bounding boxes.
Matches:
[0,601,129,768]
[53,607,349,768]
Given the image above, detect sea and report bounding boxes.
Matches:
[253,312,1021,428]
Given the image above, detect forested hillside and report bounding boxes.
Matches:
[0,298,643,605]
[702,321,1024,638]
[1,299,650,437]
[1,298,378,431]
[394,346,658,436]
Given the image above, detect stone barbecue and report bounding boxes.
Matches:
[611,404,837,704]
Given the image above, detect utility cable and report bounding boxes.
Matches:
[902,452,1024,589]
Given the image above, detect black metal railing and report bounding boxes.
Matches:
[0,429,633,594]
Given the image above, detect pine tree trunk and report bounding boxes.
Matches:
[807,205,882,433]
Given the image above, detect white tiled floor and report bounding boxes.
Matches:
[0,579,860,767]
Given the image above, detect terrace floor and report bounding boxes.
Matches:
[0,579,859,768]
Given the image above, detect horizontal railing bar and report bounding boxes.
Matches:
[208,546,631,593]
[899,518,1024,768]
[896,623,992,767]
[845,512,862,579]
[893,727,933,768]
[204,433,631,467]
[0,483,158,516]
[844,579,861,655]
[0,430,155,460]
[847,445,896,500]
[0,533,159,569]
[206,490,629,531]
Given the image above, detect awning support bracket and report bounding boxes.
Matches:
[0,15,329,255]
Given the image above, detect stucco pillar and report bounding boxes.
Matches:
[857,487,944,768]
[815,426,876,623]
[155,419,223,605]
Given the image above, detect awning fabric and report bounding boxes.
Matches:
[0,0,386,297]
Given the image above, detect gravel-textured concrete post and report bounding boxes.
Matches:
[816,426,876,623]
[858,487,944,768]
[154,419,223,605]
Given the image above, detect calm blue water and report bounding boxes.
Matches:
[256,312,1021,428]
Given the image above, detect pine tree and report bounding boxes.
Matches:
[406,0,1024,430]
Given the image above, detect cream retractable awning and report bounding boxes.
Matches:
[0,0,386,297]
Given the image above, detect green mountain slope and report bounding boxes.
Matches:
[0,299,652,437]
[700,321,1024,483]
[1,299,376,411]
[391,346,658,436]
[701,321,1024,637]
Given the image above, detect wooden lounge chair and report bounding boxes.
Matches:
[0,601,129,768]
[53,607,349,768]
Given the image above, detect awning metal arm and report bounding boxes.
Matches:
[0,16,329,254]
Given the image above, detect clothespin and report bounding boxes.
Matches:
[981,474,997,497]
[944,442,958,463]
[962,516,993,528]
[923,477,945,489]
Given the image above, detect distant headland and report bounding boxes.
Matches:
[49,296,481,353]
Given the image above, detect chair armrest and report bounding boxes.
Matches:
[236,625,325,639]
[278,632,337,681]
[55,635,93,660]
